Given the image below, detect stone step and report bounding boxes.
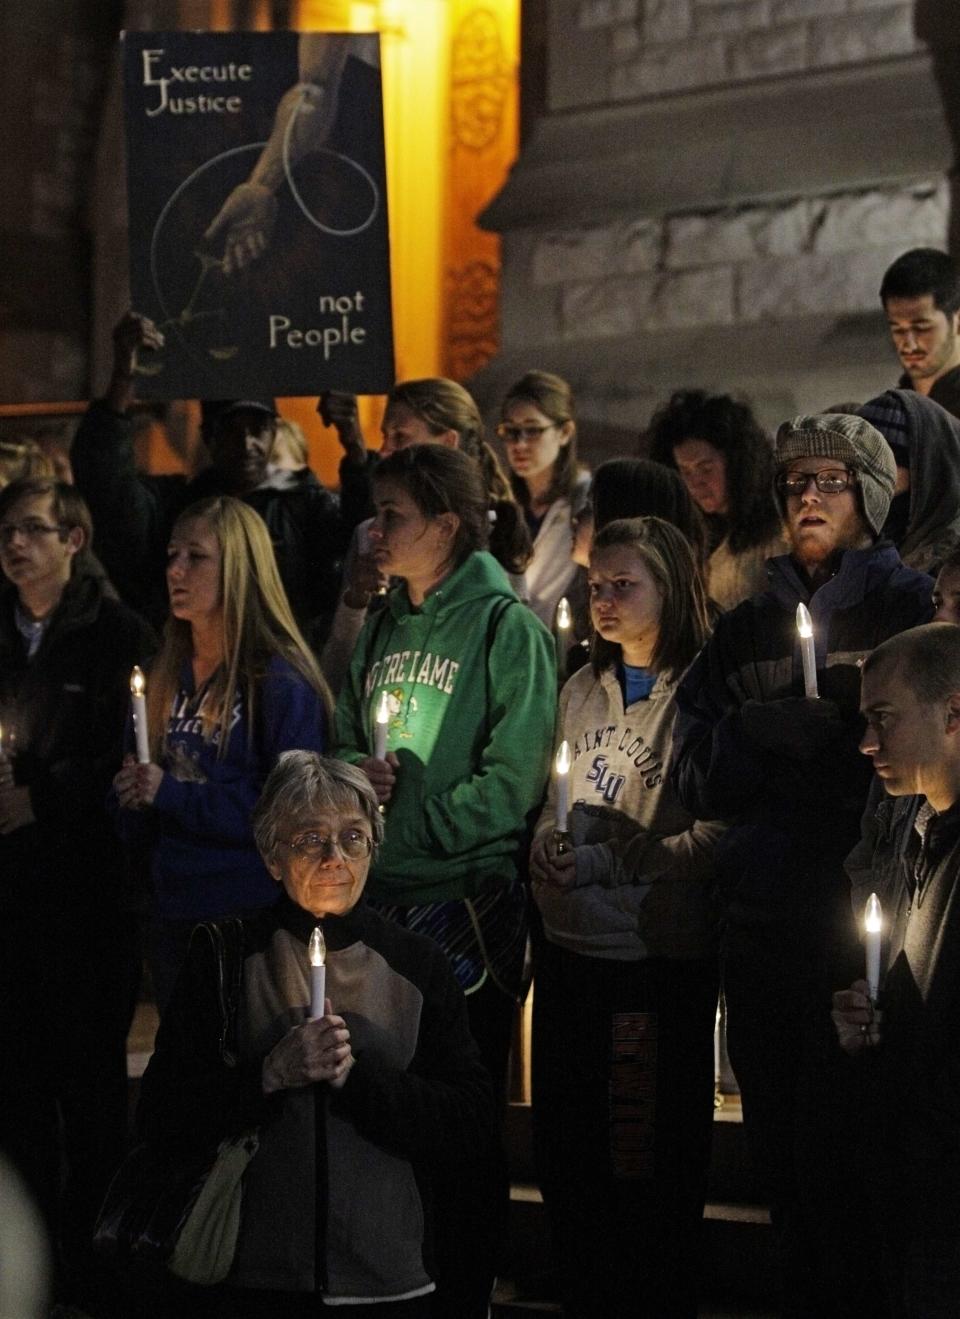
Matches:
[503,1181,777,1312]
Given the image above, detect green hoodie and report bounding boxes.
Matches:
[335,551,556,905]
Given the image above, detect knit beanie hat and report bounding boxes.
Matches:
[774,413,896,536]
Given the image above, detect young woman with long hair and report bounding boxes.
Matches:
[335,444,555,1318]
[111,495,331,1010]
[647,389,786,609]
[498,369,590,628]
[321,377,531,692]
[529,516,724,1319]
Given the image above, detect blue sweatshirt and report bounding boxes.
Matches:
[113,655,327,921]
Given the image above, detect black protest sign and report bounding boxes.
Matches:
[122,31,394,398]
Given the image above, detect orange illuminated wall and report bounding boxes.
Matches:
[292,0,519,485]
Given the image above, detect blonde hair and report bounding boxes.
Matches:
[0,440,55,489]
[147,496,333,759]
[272,418,309,470]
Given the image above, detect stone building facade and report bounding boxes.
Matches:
[474,0,958,453]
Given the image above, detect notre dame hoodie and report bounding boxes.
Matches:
[335,551,556,905]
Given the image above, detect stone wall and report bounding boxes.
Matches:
[557,0,919,107]
[472,1,954,449]
[514,179,947,346]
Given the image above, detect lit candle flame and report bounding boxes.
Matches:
[375,690,389,726]
[556,597,571,631]
[865,892,882,935]
[556,740,571,776]
[130,666,146,697]
[796,603,813,639]
[309,925,326,968]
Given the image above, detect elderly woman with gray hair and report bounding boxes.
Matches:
[136,752,494,1318]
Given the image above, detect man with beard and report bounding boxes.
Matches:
[671,413,933,1316]
[72,312,371,640]
[881,248,960,419]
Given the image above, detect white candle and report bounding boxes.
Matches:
[373,689,389,761]
[555,740,571,833]
[556,596,572,674]
[309,924,326,1018]
[865,892,882,1003]
[796,603,819,699]
[130,667,151,764]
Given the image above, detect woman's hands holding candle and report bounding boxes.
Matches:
[831,979,882,1054]
[113,754,164,809]
[262,1005,354,1093]
[359,752,399,804]
[530,834,579,889]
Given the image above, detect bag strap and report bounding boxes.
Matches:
[195,917,245,1068]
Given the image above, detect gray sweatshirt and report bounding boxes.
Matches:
[533,664,725,961]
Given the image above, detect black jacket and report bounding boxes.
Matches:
[877,387,960,574]
[847,794,960,1227]
[672,544,933,943]
[0,571,157,917]
[72,401,373,636]
[899,363,960,424]
[138,895,495,1298]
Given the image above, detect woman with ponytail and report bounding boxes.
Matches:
[321,378,531,692]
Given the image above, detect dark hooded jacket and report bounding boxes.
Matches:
[899,363,960,425]
[865,388,960,575]
[671,544,932,947]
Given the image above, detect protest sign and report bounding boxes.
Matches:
[122,31,394,398]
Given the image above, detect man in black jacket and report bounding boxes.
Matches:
[672,413,933,1315]
[0,477,156,1310]
[72,312,373,638]
[833,624,960,1317]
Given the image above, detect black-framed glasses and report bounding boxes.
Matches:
[279,829,373,863]
[0,519,66,546]
[775,468,856,497]
[496,422,555,444]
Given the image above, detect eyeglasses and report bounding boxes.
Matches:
[775,469,856,497]
[279,829,373,863]
[496,423,555,444]
[0,519,66,546]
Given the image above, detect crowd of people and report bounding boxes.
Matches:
[4,244,960,1319]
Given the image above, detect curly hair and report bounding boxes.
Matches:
[646,390,781,554]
